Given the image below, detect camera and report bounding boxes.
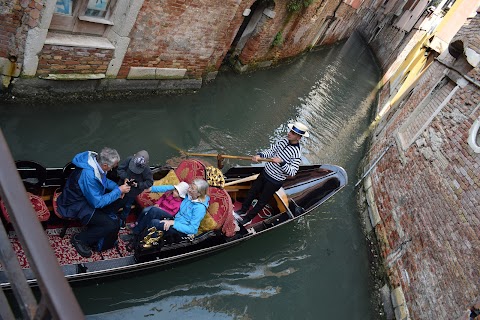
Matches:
[126,179,137,186]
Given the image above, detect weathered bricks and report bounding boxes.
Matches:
[367,14,480,320]
[36,44,113,75]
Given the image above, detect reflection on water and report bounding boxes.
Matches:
[1,32,382,319]
[87,245,308,319]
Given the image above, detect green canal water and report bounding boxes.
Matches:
[0,32,384,319]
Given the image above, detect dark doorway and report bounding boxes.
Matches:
[222,1,271,68]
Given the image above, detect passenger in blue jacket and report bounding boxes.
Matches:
[57,147,131,258]
[147,178,209,242]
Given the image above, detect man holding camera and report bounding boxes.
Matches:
[57,147,131,258]
[114,150,154,228]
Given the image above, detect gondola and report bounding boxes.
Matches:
[0,158,347,289]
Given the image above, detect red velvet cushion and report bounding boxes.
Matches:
[0,192,50,223]
[52,188,62,218]
[221,210,237,237]
[207,187,236,237]
[174,159,206,184]
[136,191,156,209]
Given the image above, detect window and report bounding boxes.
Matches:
[84,0,110,17]
[50,0,117,36]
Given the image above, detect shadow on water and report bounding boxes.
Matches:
[1,32,384,319]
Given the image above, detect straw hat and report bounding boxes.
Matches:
[288,121,309,137]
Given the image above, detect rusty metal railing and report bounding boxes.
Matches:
[0,129,84,319]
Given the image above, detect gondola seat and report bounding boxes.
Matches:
[203,187,236,237]
[51,189,78,238]
[0,193,50,224]
[50,162,80,238]
[14,160,47,195]
[0,160,50,225]
[174,159,206,184]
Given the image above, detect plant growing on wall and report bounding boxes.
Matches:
[272,31,284,47]
[286,0,314,13]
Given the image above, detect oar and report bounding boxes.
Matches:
[162,139,274,168]
[184,152,274,163]
[224,174,259,187]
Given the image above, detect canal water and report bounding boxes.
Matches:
[0,32,383,319]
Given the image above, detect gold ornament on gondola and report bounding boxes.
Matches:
[141,227,163,248]
[205,166,225,188]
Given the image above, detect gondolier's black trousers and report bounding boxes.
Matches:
[241,171,282,219]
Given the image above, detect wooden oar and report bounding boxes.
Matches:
[184,152,274,163]
[224,174,259,187]
[163,140,274,168]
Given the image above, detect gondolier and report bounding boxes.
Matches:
[236,121,309,225]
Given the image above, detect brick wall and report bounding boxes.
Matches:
[367,16,480,319]
[239,0,360,65]
[116,0,363,78]
[36,45,113,76]
[0,0,44,61]
[118,0,249,79]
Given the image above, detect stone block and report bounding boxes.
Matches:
[39,73,105,80]
[45,32,115,50]
[363,208,373,233]
[368,204,381,227]
[99,78,159,91]
[234,60,249,73]
[12,78,100,94]
[157,79,202,90]
[366,186,375,207]
[380,284,395,320]
[394,304,409,320]
[155,68,187,79]
[391,286,406,308]
[127,67,157,79]
[46,79,100,93]
[263,8,276,19]
[257,60,273,68]
[204,71,218,82]
[364,175,372,190]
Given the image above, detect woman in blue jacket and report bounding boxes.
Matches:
[148,178,209,240]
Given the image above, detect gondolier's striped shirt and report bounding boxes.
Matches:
[258,137,302,182]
